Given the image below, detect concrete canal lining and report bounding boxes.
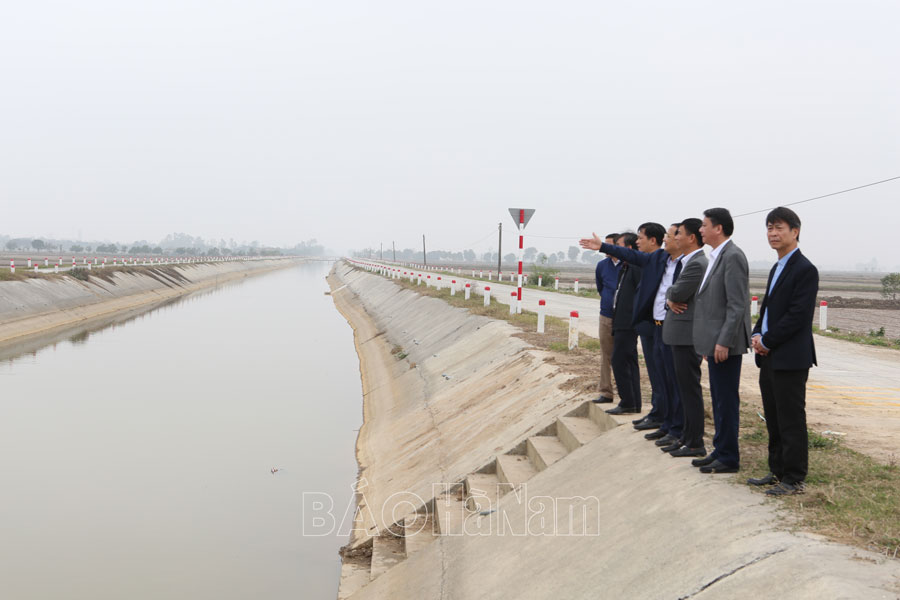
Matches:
[330,260,900,600]
[0,258,303,356]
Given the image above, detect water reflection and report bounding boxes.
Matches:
[0,261,361,599]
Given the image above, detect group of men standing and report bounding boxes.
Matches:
[581,207,819,496]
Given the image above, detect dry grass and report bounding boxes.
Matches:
[738,402,900,558]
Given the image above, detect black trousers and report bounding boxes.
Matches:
[672,345,703,448]
[707,353,742,468]
[636,320,664,421]
[611,329,641,411]
[758,356,809,484]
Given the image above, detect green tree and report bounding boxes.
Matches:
[31,239,45,250]
[881,273,900,300]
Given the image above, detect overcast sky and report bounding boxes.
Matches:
[2,1,898,268]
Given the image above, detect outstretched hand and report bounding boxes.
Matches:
[579,233,603,251]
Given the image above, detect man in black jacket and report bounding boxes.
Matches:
[607,233,643,414]
[750,207,819,496]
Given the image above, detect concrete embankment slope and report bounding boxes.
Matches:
[331,261,899,600]
[0,259,303,354]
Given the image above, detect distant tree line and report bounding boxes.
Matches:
[1,233,328,257]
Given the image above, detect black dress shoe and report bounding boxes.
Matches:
[634,420,662,431]
[632,415,648,425]
[605,406,640,415]
[747,473,779,486]
[644,429,668,440]
[654,434,679,447]
[765,481,805,496]
[699,459,739,474]
[660,442,682,453]
[592,396,614,404]
[691,454,716,467]
[670,446,707,457]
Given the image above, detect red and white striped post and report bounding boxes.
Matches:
[488,270,492,281]
[465,283,471,300]
[71,256,75,267]
[751,296,759,317]
[27,258,32,268]
[484,286,491,306]
[34,263,39,273]
[436,276,442,290]
[450,279,457,295]
[537,299,546,333]
[819,301,828,331]
[554,277,559,290]
[44,257,48,267]
[568,311,579,349]
[574,278,579,293]
[509,291,516,315]
[538,275,542,287]
[9,259,14,274]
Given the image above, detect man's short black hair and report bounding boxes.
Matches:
[638,222,666,246]
[702,208,734,237]
[605,232,620,243]
[766,206,801,241]
[620,232,639,250]
[680,218,704,247]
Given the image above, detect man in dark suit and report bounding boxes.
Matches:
[580,223,671,431]
[663,218,709,457]
[691,208,751,474]
[607,233,643,414]
[749,207,819,496]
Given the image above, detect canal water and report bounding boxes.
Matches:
[0,261,362,599]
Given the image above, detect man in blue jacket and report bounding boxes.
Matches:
[593,233,622,404]
[750,207,818,496]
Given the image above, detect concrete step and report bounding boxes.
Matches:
[557,416,604,452]
[464,472,509,513]
[586,401,621,432]
[526,435,569,472]
[337,558,372,599]
[370,533,405,581]
[434,492,468,536]
[496,453,538,486]
[403,512,438,557]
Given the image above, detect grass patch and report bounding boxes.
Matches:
[814,325,900,350]
[739,402,900,557]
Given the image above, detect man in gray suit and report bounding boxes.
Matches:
[690,208,751,474]
[663,218,709,457]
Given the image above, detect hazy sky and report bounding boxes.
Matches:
[2,1,898,268]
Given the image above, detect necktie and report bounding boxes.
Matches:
[673,259,683,284]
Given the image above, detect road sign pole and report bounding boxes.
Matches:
[517,210,524,313]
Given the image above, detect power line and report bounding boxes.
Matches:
[731,175,900,218]
[521,174,900,240]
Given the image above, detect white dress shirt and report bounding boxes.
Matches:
[699,238,732,292]
[653,254,683,320]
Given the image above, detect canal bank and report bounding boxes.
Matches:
[0,258,304,358]
[330,260,899,600]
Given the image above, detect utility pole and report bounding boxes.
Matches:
[422,235,427,267]
[392,241,396,262]
[497,222,502,276]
